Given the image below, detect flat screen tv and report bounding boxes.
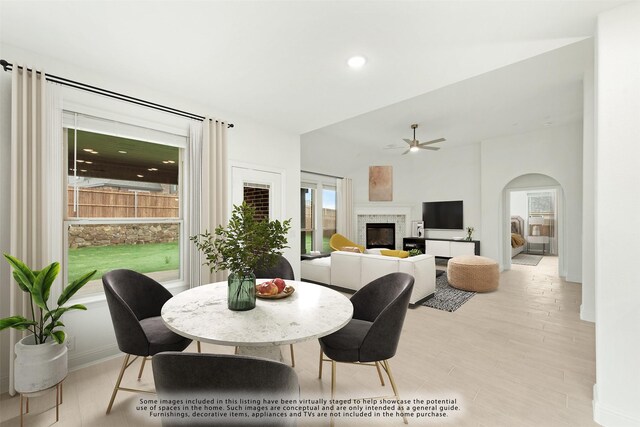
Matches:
[422,201,463,230]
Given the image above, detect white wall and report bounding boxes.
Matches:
[0,43,300,391]
[480,123,583,281]
[581,68,596,323]
[509,191,528,230]
[594,2,640,425]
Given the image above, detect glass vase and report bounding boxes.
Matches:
[227,271,256,311]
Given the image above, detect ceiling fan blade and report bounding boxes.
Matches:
[401,148,410,155]
[402,139,413,145]
[419,146,440,151]
[383,145,404,150]
[418,138,446,146]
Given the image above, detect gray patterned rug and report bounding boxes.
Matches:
[422,272,475,312]
[512,253,543,266]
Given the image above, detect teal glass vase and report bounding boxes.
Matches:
[227,271,256,311]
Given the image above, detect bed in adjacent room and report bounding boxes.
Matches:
[510,216,526,257]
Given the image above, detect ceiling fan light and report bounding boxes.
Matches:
[347,56,367,68]
[410,146,420,153]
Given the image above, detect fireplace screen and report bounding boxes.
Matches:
[366,223,395,249]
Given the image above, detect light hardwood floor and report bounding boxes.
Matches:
[0,256,597,426]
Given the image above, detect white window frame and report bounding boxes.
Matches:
[62,110,190,303]
[301,172,338,253]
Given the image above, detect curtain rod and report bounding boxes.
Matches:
[301,170,344,179]
[0,59,234,128]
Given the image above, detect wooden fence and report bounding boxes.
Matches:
[67,187,179,218]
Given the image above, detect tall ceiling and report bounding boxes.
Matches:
[0,1,626,136]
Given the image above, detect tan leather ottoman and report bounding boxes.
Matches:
[447,255,499,292]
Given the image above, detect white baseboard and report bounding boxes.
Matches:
[68,342,121,371]
[593,384,640,426]
[580,304,596,323]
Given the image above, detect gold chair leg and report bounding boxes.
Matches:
[197,341,201,353]
[107,354,130,414]
[137,356,147,380]
[383,360,407,424]
[234,346,239,355]
[318,348,323,379]
[330,361,336,427]
[289,344,295,368]
[20,394,24,427]
[375,361,385,386]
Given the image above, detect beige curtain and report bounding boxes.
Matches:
[189,118,228,286]
[336,177,354,241]
[8,66,63,395]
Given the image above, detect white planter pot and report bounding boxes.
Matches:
[14,335,68,393]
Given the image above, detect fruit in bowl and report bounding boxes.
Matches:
[273,278,286,293]
[257,281,279,296]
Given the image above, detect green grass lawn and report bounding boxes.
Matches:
[68,241,179,283]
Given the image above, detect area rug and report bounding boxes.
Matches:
[511,253,543,266]
[421,272,475,312]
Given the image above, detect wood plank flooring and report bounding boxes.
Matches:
[0,256,597,426]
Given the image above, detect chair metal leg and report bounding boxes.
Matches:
[20,394,24,427]
[375,361,385,386]
[137,356,147,380]
[331,361,336,400]
[234,346,239,355]
[197,341,201,353]
[289,344,295,368]
[107,354,130,414]
[382,360,408,424]
[56,382,60,422]
[318,348,323,379]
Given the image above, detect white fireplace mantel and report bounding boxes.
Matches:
[353,205,413,250]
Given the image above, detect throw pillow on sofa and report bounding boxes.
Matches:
[340,246,362,253]
[380,249,410,258]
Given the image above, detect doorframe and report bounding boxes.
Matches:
[229,161,287,221]
[503,184,566,277]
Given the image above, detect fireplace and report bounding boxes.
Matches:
[366,223,395,249]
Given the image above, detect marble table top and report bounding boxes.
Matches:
[161,280,353,347]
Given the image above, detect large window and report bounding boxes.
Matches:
[64,114,185,297]
[301,174,337,254]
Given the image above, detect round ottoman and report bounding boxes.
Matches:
[447,255,499,292]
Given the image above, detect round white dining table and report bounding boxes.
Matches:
[161,280,353,361]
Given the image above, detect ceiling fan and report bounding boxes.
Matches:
[386,124,445,155]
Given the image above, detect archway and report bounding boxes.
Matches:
[502,173,565,276]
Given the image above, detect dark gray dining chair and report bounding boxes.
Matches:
[102,269,193,414]
[153,352,299,426]
[318,272,414,425]
[253,255,297,367]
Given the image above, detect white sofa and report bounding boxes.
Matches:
[301,251,436,305]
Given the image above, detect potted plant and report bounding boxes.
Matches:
[0,254,96,393]
[191,202,291,311]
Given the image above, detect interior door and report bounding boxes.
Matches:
[231,166,283,221]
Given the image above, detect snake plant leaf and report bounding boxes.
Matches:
[32,262,60,310]
[4,254,36,293]
[57,270,96,306]
[0,316,37,331]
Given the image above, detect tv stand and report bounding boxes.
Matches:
[403,237,480,258]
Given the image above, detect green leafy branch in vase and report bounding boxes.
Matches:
[0,254,96,344]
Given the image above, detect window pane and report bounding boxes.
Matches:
[301,188,315,254]
[67,129,179,218]
[244,183,270,221]
[322,188,336,253]
[68,222,180,297]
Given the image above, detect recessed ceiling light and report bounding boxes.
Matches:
[82,148,94,152]
[85,161,93,164]
[137,174,144,178]
[347,55,367,68]
[118,150,127,154]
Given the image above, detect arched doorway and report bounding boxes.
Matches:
[502,173,565,276]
